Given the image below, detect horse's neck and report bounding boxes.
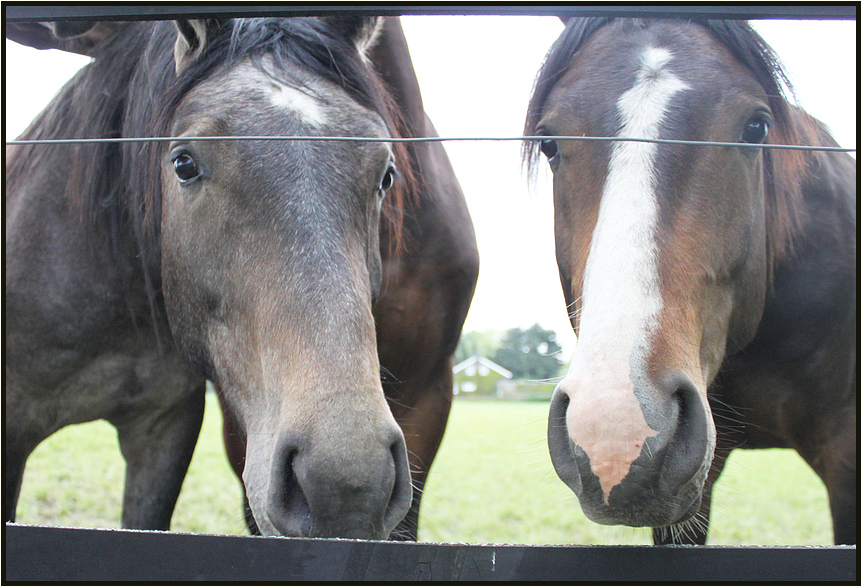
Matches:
[789,148,856,282]
[757,147,856,356]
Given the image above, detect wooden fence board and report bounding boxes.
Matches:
[5,524,857,582]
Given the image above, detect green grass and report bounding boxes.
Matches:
[14,395,833,544]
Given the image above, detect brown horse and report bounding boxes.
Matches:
[524,18,856,544]
[6,16,477,540]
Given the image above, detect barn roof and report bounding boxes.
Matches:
[452,355,513,379]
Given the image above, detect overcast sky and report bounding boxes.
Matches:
[5,16,856,356]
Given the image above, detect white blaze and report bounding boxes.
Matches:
[562,47,691,502]
[267,80,327,127]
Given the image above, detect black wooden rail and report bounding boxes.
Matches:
[4,4,856,21]
[4,524,857,582]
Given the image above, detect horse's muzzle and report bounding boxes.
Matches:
[251,424,413,539]
[548,373,712,528]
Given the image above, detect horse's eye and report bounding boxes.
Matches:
[741,117,769,144]
[173,153,200,182]
[540,139,559,159]
[380,165,397,194]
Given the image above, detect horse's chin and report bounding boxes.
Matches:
[253,512,294,538]
[576,478,705,529]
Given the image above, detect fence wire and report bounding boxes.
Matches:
[5,135,855,153]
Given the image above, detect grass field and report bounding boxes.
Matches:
[14,393,833,545]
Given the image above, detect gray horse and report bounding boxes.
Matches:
[6,16,478,540]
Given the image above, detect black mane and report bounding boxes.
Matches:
[151,17,393,140]
[7,21,144,260]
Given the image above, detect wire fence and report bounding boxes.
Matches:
[6,134,856,153]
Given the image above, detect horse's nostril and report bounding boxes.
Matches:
[553,388,570,416]
[659,375,711,495]
[383,435,413,534]
[548,387,570,437]
[277,448,312,536]
[547,388,583,494]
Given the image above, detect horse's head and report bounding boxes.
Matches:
[525,19,809,528]
[156,17,411,538]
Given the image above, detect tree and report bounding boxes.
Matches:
[491,324,563,380]
[454,330,501,365]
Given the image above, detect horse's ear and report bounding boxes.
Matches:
[50,21,99,39]
[6,21,122,56]
[322,16,384,60]
[6,22,59,50]
[173,19,224,74]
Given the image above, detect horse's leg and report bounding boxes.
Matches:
[113,382,206,530]
[799,417,857,545]
[652,444,733,545]
[385,365,454,541]
[4,385,55,523]
[4,445,27,523]
[822,404,856,545]
[4,424,43,523]
[824,435,857,545]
